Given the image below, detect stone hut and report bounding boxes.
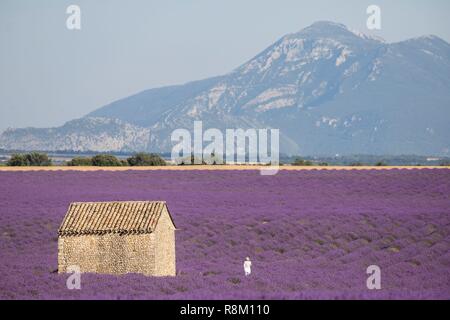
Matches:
[57,201,176,276]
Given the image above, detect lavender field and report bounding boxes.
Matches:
[0,169,449,299]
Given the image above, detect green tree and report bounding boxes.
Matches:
[91,154,122,166]
[7,154,28,166]
[66,157,93,166]
[127,153,166,166]
[7,152,51,166]
[292,158,313,166]
[26,152,52,166]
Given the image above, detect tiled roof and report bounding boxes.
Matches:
[58,201,171,236]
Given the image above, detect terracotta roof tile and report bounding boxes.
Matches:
[58,201,169,236]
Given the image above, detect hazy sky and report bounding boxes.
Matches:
[1,0,449,132]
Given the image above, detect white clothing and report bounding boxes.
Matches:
[244,260,252,276]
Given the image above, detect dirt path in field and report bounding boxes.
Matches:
[0,165,448,171]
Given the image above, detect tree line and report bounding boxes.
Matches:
[6,152,166,167]
[6,153,450,167]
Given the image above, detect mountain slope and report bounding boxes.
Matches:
[0,118,150,152]
[1,21,450,155]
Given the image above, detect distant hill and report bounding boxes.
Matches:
[1,21,449,155]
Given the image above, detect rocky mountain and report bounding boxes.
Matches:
[0,117,150,152]
[1,21,450,155]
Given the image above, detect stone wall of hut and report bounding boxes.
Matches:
[154,207,176,276]
[58,233,156,275]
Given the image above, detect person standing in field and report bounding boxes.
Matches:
[244,257,252,276]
